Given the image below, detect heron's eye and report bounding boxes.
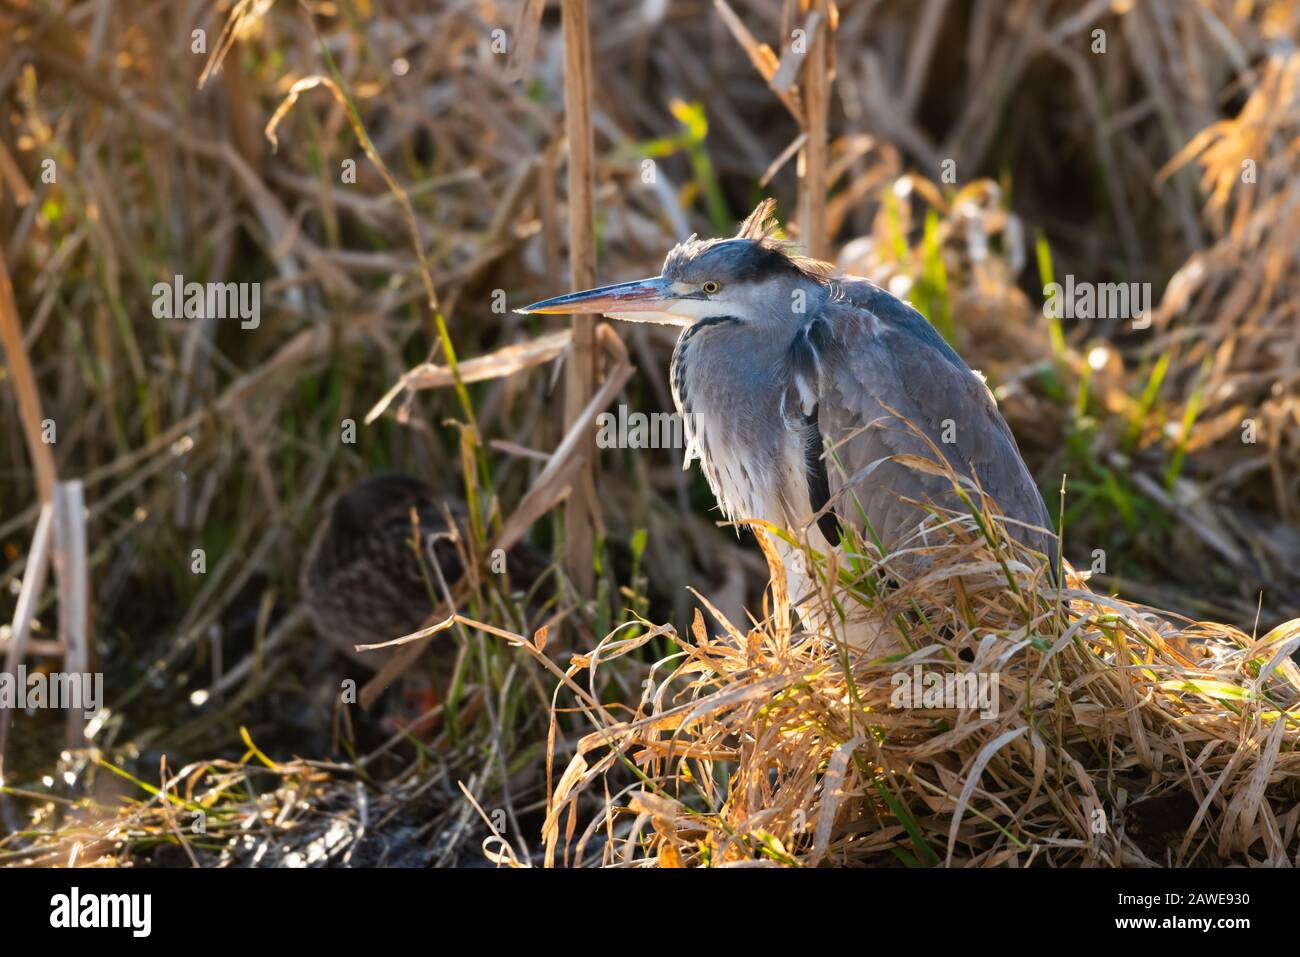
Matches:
[702,281,720,295]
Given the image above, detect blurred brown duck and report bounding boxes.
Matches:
[300,473,547,670]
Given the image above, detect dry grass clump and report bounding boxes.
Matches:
[545,516,1300,868]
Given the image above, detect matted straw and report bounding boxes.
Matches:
[544,454,1300,868]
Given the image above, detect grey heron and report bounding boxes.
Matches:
[519,200,1056,653]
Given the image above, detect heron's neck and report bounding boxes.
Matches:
[669,313,812,534]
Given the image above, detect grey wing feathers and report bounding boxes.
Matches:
[808,280,1056,573]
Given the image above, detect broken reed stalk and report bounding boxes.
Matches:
[51,481,90,749]
[0,253,91,771]
[0,505,53,782]
[561,0,599,600]
[800,0,833,261]
[0,253,56,505]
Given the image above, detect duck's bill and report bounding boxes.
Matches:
[515,277,684,324]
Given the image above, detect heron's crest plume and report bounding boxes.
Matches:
[736,197,781,241]
[663,199,836,284]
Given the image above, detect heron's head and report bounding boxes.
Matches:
[516,200,833,327]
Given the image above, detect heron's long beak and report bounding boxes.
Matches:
[516,277,684,324]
